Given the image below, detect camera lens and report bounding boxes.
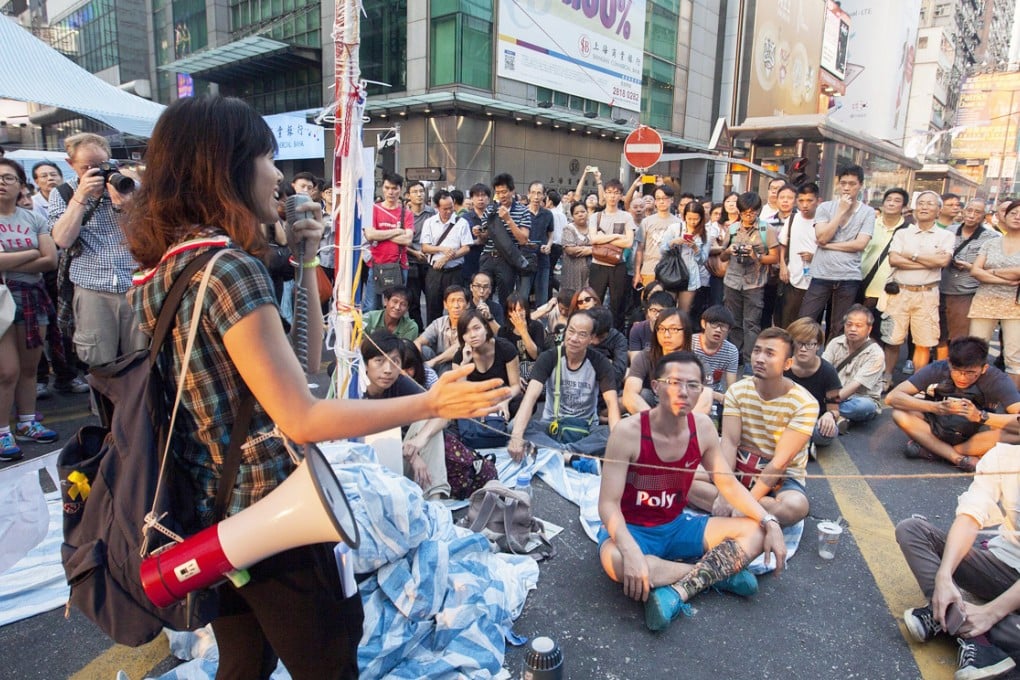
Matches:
[107,172,135,193]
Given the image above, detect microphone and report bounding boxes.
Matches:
[285,194,314,373]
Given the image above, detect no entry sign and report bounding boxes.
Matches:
[624,126,663,170]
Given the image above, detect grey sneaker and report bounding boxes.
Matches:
[955,637,1015,680]
[904,605,941,643]
[903,360,915,375]
[36,382,52,399]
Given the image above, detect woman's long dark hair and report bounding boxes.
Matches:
[126,96,278,268]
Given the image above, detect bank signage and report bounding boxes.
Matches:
[496,0,647,113]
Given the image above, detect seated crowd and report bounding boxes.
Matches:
[359,171,1020,679]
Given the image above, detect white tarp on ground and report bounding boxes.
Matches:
[0,16,165,138]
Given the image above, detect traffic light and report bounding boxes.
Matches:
[789,157,812,187]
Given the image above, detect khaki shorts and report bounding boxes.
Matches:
[886,286,940,347]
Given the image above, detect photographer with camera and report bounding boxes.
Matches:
[886,336,1020,472]
[719,191,779,367]
[49,133,144,368]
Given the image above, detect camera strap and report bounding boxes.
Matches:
[57,183,100,228]
[862,223,908,291]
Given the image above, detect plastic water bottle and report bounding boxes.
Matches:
[802,264,810,279]
[516,473,533,503]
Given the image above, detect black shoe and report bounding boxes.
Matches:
[904,605,941,643]
[955,638,1016,680]
[905,440,939,462]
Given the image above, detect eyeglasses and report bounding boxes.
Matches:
[657,326,685,336]
[657,378,704,392]
[795,341,819,350]
[705,321,729,330]
[578,296,595,303]
[949,366,982,379]
[471,283,491,290]
[0,175,21,185]
[565,328,592,340]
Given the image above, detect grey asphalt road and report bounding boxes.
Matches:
[5,377,1020,680]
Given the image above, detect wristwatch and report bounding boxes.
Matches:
[759,513,780,530]
[979,410,990,424]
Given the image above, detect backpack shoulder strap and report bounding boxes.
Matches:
[147,248,255,523]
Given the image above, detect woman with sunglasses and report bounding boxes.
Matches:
[0,158,59,461]
[562,201,593,293]
[569,286,601,316]
[622,307,712,415]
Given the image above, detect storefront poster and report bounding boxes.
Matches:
[745,0,826,118]
[496,0,647,113]
[820,0,850,80]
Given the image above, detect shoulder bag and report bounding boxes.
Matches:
[591,212,624,266]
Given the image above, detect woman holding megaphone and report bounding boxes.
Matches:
[124,96,510,680]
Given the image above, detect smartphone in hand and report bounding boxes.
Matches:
[945,602,967,636]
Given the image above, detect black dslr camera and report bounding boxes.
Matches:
[95,160,135,193]
[734,244,753,264]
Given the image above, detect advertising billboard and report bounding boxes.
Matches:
[744,0,826,118]
[827,0,920,145]
[820,0,850,80]
[496,0,647,113]
[951,71,1020,161]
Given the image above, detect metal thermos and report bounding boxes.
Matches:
[523,636,563,679]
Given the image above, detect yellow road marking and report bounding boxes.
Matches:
[70,633,169,680]
[818,440,957,679]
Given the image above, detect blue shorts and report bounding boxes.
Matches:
[774,476,806,497]
[597,512,709,562]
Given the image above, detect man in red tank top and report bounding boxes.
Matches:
[597,351,786,632]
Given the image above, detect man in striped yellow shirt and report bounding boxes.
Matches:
[692,327,818,525]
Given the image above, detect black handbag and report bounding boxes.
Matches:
[655,248,690,292]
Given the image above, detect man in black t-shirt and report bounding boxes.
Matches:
[886,336,1020,472]
[508,311,620,463]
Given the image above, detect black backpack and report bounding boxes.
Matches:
[57,249,255,646]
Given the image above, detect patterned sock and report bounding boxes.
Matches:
[671,539,749,602]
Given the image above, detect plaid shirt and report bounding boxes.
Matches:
[129,242,293,525]
[48,177,137,293]
[7,279,53,348]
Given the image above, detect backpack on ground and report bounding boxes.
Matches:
[459,480,556,561]
[58,248,254,646]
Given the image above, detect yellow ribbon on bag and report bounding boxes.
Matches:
[66,470,91,501]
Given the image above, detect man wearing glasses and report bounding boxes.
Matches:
[886,336,1020,472]
[467,271,504,334]
[508,310,619,464]
[883,190,955,375]
[597,350,786,631]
